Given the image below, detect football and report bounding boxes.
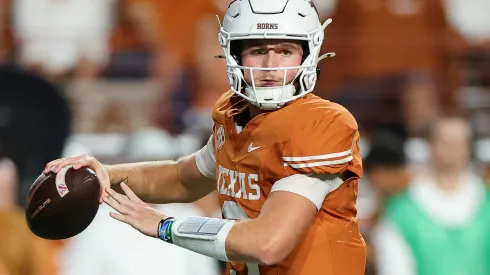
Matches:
[25,166,101,240]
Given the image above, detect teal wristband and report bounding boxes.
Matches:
[164,219,175,243]
[158,217,175,242]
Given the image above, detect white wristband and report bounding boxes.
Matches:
[170,217,236,262]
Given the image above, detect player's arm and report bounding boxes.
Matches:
[44,136,217,204]
[104,152,215,204]
[224,174,340,264]
[105,173,341,265]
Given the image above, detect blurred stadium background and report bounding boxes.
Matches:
[1,0,490,274]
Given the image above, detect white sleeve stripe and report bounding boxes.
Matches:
[270,174,343,210]
[195,149,216,179]
[284,155,353,168]
[282,149,352,161]
[194,136,216,180]
[208,138,216,163]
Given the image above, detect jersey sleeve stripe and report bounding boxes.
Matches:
[271,174,343,210]
[194,135,217,179]
[283,155,353,168]
[208,141,216,163]
[282,149,352,162]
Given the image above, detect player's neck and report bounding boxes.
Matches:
[235,105,270,128]
[431,168,466,192]
[249,105,263,120]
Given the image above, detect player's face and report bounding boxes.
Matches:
[430,119,471,171]
[240,39,304,87]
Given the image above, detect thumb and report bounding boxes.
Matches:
[95,168,110,204]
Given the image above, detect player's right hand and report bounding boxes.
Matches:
[43,155,110,203]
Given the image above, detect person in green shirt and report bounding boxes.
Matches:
[372,116,490,275]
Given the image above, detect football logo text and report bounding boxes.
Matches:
[257,23,278,30]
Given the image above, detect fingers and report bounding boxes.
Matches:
[103,196,122,212]
[44,159,64,174]
[98,190,110,204]
[50,157,78,174]
[120,182,145,205]
[103,196,133,217]
[105,194,164,238]
[106,187,128,204]
[72,156,97,170]
[104,193,134,225]
[93,167,111,204]
[109,211,128,223]
[44,155,89,174]
[44,155,100,174]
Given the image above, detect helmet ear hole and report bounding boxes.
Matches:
[301,41,310,63]
[230,41,242,65]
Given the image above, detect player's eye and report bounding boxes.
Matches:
[281,50,293,56]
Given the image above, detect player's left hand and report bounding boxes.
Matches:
[103,182,165,238]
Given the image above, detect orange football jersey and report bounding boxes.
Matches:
[212,91,366,275]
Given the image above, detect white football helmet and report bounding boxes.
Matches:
[217,0,334,110]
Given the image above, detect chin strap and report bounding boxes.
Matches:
[244,84,297,110]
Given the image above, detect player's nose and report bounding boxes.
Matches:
[262,51,280,69]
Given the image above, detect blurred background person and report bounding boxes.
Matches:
[357,130,411,275]
[372,116,490,275]
[0,156,61,275]
[150,0,229,135]
[317,0,466,139]
[12,0,115,83]
[0,66,70,205]
[363,131,411,206]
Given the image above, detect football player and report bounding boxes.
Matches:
[44,0,366,274]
